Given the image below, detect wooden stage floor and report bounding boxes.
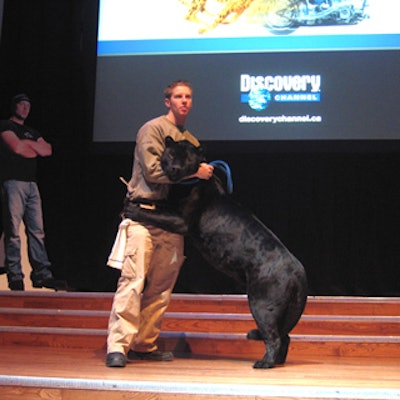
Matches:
[0,345,399,400]
[1,292,399,399]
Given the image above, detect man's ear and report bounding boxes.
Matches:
[164,97,171,108]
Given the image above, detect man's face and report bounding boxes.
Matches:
[14,100,31,121]
[165,85,193,122]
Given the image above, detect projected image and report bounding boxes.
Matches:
[97,0,399,55]
[93,0,400,145]
[179,0,368,33]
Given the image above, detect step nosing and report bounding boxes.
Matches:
[1,326,399,342]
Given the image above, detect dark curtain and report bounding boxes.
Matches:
[1,0,399,296]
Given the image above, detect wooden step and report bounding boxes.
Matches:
[1,291,399,315]
[304,296,400,316]
[164,332,400,359]
[1,291,399,360]
[292,315,400,336]
[0,292,250,313]
[0,307,110,329]
[1,325,399,359]
[0,291,114,311]
[163,313,400,336]
[0,307,399,336]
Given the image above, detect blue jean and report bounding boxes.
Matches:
[1,180,52,283]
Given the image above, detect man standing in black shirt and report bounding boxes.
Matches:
[0,94,61,291]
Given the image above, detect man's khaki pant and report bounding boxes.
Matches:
[107,221,185,354]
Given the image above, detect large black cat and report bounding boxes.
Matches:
[161,136,308,368]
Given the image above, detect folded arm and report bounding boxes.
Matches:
[1,131,52,158]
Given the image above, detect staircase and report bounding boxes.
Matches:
[0,291,399,360]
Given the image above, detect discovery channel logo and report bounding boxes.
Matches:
[240,74,321,111]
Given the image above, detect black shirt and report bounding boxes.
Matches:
[0,119,41,182]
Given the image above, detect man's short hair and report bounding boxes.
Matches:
[164,80,192,99]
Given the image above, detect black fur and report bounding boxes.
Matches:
[161,136,308,368]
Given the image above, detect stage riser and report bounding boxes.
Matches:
[0,310,399,336]
[1,292,399,360]
[0,330,399,360]
[1,292,400,316]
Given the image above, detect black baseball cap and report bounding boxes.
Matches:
[12,93,31,104]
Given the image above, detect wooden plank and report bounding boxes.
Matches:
[0,327,107,349]
[169,334,400,359]
[0,387,261,400]
[0,346,399,400]
[0,291,114,311]
[0,308,109,329]
[1,292,399,316]
[164,313,400,336]
[1,326,399,358]
[292,315,400,336]
[304,296,400,316]
[1,307,399,336]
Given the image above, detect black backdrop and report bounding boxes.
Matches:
[0,0,399,296]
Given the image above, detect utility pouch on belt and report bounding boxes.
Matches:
[122,198,188,234]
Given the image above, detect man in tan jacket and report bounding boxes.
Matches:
[106,80,214,367]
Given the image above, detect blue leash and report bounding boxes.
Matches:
[209,160,233,194]
[179,160,233,194]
